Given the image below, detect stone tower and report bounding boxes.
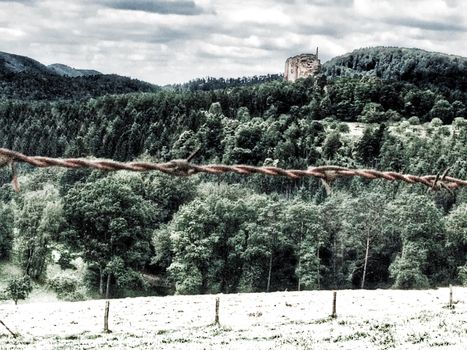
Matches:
[284,48,321,82]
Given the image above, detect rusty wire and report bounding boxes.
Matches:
[0,147,466,192]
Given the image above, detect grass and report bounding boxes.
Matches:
[0,288,465,349]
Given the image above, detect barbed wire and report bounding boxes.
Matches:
[1,147,466,193]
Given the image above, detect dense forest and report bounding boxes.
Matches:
[170,74,282,92]
[323,47,467,92]
[0,47,466,301]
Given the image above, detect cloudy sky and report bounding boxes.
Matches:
[1,0,466,85]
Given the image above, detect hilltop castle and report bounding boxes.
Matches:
[284,48,321,82]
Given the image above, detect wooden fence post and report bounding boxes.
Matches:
[449,284,453,309]
[104,301,110,333]
[331,291,337,318]
[215,297,220,325]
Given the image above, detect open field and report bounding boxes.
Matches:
[0,288,466,349]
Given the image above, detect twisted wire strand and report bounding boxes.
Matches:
[1,148,466,191]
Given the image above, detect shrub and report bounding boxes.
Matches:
[5,275,33,305]
[385,109,402,122]
[57,250,77,270]
[391,267,430,289]
[430,118,443,127]
[453,117,467,129]
[361,102,385,122]
[408,116,420,125]
[48,275,83,301]
[389,255,430,289]
[337,123,350,133]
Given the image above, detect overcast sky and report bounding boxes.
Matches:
[1,0,466,85]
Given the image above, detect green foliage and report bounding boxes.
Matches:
[1,47,466,297]
[445,204,467,247]
[458,265,467,286]
[323,47,467,99]
[0,51,158,101]
[358,102,385,123]
[15,183,63,280]
[322,132,342,159]
[430,118,443,127]
[445,204,467,283]
[5,275,32,305]
[56,249,78,270]
[48,274,84,301]
[63,173,158,297]
[162,184,262,294]
[341,192,393,288]
[387,195,445,288]
[284,201,324,290]
[175,74,281,91]
[355,125,385,166]
[389,243,430,289]
[0,202,14,260]
[337,123,350,133]
[239,198,293,292]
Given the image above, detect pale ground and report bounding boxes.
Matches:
[0,288,466,350]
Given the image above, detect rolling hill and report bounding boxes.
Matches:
[0,51,158,100]
[322,46,467,91]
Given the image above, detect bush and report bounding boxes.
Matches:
[337,123,350,133]
[48,275,84,301]
[453,117,467,128]
[358,102,386,123]
[57,250,77,270]
[430,118,443,127]
[389,250,430,289]
[5,275,32,305]
[385,109,402,122]
[408,116,420,125]
[391,266,430,289]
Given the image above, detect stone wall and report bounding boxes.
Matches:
[285,53,321,82]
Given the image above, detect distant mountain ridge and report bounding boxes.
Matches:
[48,63,102,78]
[0,51,158,100]
[1,47,467,101]
[0,51,52,75]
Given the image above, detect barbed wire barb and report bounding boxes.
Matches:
[0,148,466,192]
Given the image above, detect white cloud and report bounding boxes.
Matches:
[0,0,466,84]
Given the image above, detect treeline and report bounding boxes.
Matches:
[170,74,282,91]
[0,116,466,298]
[0,72,158,101]
[1,73,466,166]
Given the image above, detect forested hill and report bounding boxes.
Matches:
[2,47,467,102]
[322,47,467,91]
[0,47,466,299]
[0,51,159,100]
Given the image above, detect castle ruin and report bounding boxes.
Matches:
[284,48,321,82]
